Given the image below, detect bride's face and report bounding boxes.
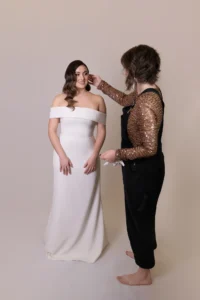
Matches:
[75,65,89,89]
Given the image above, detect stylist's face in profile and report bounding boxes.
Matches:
[122,68,128,77]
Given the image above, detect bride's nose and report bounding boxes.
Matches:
[79,74,84,80]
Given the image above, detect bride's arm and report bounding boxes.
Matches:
[48,119,67,160]
[92,96,107,156]
[48,96,67,159]
[48,95,73,175]
[84,96,106,174]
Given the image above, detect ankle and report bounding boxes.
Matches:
[138,268,150,275]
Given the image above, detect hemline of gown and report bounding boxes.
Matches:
[45,241,109,263]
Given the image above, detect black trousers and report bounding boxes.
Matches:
[122,154,165,269]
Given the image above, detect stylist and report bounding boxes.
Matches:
[89,45,165,286]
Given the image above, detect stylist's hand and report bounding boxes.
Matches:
[88,74,102,87]
[100,150,116,163]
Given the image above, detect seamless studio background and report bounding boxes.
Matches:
[0,1,200,299]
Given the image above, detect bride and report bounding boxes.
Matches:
[44,60,107,263]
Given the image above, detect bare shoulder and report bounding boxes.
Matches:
[51,93,67,107]
[89,92,106,113]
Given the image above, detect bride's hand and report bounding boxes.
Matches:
[60,155,73,175]
[84,154,98,174]
[88,74,102,88]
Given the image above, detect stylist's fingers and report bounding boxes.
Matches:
[88,74,94,84]
[88,74,102,87]
[100,153,107,160]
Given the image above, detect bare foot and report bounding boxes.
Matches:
[125,250,134,259]
[117,268,152,286]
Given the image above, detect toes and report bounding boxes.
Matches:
[125,251,134,258]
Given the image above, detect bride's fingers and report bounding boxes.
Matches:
[65,166,69,176]
[62,166,65,175]
[88,166,92,174]
[63,166,66,175]
[66,166,69,176]
[84,166,89,174]
[68,165,71,174]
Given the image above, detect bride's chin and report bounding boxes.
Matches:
[76,85,87,91]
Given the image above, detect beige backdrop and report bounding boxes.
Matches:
[0,1,199,299]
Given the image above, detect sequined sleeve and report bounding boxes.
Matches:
[97,80,137,107]
[115,93,163,160]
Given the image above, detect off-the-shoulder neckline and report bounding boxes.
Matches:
[51,106,106,115]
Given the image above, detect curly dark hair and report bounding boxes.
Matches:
[62,60,91,109]
[121,45,161,90]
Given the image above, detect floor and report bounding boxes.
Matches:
[1,176,199,300]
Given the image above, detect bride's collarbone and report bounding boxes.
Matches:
[67,101,99,110]
[58,95,99,110]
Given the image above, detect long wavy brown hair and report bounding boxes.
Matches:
[62,60,91,109]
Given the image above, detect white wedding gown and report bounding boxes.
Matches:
[45,106,108,263]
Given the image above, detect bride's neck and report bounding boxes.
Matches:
[76,88,87,96]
